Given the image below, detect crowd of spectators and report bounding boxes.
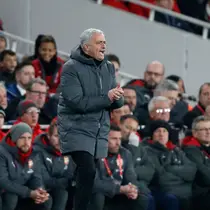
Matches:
[96,0,210,36]
[0,12,210,210]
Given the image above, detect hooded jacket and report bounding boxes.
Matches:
[57,46,124,158]
[33,133,75,191]
[182,136,210,196]
[143,139,197,198]
[0,135,42,198]
[122,141,155,194]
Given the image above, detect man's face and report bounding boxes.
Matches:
[152,127,169,146]
[199,85,210,108]
[193,121,210,145]
[16,132,32,153]
[120,118,139,140]
[150,101,170,121]
[39,42,56,62]
[0,37,6,53]
[123,88,137,111]
[108,130,121,154]
[144,63,164,89]
[48,126,60,151]
[0,113,4,128]
[159,90,179,109]
[111,61,120,77]
[111,106,125,126]
[16,65,35,88]
[21,107,40,129]
[157,0,174,10]
[85,33,106,61]
[2,54,17,72]
[0,88,7,109]
[26,83,47,109]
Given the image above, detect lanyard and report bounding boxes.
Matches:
[197,104,205,114]
[103,154,123,179]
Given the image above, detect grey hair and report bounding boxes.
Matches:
[80,28,104,46]
[148,96,170,113]
[0,81,6,91]
[26,77,47,91]
[192,115,210,130]
[154,79,179,96]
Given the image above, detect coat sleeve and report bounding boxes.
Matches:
[93,165,120,198]
[0,154,31,198]
[183,146,210,186]
[60,62,112,113]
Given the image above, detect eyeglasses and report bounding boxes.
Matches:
[30,90,47,96]
[155,108,171,114]
[25,109,40,115]
[195,127,210,132]
[146,71,163,77]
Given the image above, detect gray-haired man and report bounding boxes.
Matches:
[58,28,124,210]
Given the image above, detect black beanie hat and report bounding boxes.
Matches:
[149,120,170,136]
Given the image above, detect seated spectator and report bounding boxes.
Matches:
[183,82,210,129]
[125,61,165,104]
[140,96,187,145]
[0,123,50,210]
[34,118,75,210]
[123,86,138,113]
[111,102,132,126]
[143,120,196,210]
[32,35,64,94]
[155,0,192,32]
[0,50,17,84]
[6,78,51,124]
[120,115,155,209]
[182,116,210,210]
[14,100,43,141]
[107,53,121,77]
[0,82,8,110]
[0,33,7,55]
[89,124,149,210]
[0,106,5,140]
[6,61,35,101]
[166,74,186,94]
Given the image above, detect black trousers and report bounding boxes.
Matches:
[50,188,68,210]
[88,193,149,210]
[2,193,18,210]
[193,192,210,210]
[71,151,97,210]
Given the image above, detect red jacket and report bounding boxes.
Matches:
[14,120,43,142]
[32,57,64,94]
[0,130,5,141]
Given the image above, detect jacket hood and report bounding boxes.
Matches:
[182,136,201,147]
[70,45,107,66]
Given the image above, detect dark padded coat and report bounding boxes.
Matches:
[57,46,124,158]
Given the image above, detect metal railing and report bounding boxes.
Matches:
[96,0,210,39]
[0,30,137,85]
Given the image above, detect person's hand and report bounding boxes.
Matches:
[108,87,124,102]
[30,188,49,204]
[127,183,138,200]
[120,185,131,195]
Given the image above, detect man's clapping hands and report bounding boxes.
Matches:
[108,86,124,102]
[120,183,138,200]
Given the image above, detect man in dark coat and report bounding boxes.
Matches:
[57,28,124,210]
[34,118,75,210]
[182,115,210,210]
[0,123,50,210]
[88,124,149,210]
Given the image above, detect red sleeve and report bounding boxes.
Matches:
[32,59,42,78]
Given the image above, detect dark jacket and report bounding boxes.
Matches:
[183,103,204,129]
[57,47,124,158]
[0,139,42,198]
[33,133,75,191]
[122,141,155,194]
[182,136,210,196]
[93,147,138,198]
[143,140,197,198]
